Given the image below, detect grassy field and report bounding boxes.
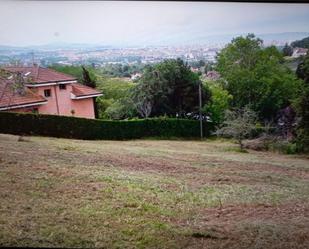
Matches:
[0,133,308,249]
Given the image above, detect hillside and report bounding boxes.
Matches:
[0,133,308,248]
[291,36,309,49]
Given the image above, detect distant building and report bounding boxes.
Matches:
[0,65,102,119]
[190,67,199,73]
[292,47,308,58]
[131,73,142,81]
[203,71,220,81]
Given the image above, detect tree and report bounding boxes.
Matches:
[80,66,98,117]
[295,53,309,152]
[105,97,137,120]
[82,66,96,88]
[203,80,233,125]
[291,36,309,49]
[49,65,84,81]
[204,62,214,74]
[95,76,135,119]
[216,107,257,150]
[216,33,301,121]
[132,59,211,118]
[296,52,309,82]
[295,85,309,152]
[282,43,293,56]
[131,65,162,118]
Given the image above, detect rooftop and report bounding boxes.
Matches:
[3,66,76,84]
[71,83,102,98]
[0,77,47,110]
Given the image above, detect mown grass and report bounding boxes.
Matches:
[0,133,308,248]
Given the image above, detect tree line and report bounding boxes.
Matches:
[51,33,309,153]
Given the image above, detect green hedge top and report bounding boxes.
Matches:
[0,112,213,140]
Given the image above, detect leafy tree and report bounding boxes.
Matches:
[204,62,214,74]
[216,33,301,121]
[291,36,309,49]
[216,107,257,150]
[131,65,165,118]
[132,59,211,118]
[82,66,96,88]
[282,43,293,56]
[105,98,137,120]
[296,52,309,82]
[203,80,233,125]
[295,53,309,152]
[95,76,135,119]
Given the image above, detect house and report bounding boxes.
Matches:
[0,65,102,119]
[203,70,220,81]
[190,67,199,73]
[291,47,308,58]
[130,72,142,81]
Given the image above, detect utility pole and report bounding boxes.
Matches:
[198,81,203,139]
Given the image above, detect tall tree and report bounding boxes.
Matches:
[203,80,233,125]
[295,53,309,152]
[82,66,96,88]
[81,66,98,117]
[216,33,301,121]
[132,59,211,118]
[282,43,293,56]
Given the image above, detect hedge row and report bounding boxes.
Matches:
[0,112,214,140]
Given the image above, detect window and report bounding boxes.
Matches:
[59,84,66,90]
[44,89,51,97]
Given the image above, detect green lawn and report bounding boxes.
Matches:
[0,133,308,248]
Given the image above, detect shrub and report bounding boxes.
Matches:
[0,112,214,140]
[216,107,257,150]
[268,140,297,154]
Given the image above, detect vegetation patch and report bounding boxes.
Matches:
[0,133,308,248]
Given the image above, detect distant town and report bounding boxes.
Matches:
[0,32,307,68]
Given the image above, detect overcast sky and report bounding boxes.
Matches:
[1,1,309,46]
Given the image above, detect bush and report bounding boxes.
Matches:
[0,112,214,140]
[268,140,297,154]
[244,136,298,154]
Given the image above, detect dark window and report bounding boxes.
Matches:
[44,89,51,97]
[59,84,66,90]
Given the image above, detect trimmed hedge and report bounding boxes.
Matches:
[0,112,214,140]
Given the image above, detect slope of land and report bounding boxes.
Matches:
[0,134,308,248]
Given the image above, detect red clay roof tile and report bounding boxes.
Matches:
[4,66,76,84]
[71,83,102,97]
[0,77,47,109]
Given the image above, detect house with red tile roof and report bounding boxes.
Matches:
[0,65,102,119]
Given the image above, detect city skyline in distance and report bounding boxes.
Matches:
[0,1,309,47]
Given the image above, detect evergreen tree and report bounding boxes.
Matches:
[81,66,96,88]
[282,43,293,56]
[81,66,98,118]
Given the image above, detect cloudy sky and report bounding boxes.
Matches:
[1,1,309,46]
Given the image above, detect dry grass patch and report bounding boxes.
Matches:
[0,133,308,248]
